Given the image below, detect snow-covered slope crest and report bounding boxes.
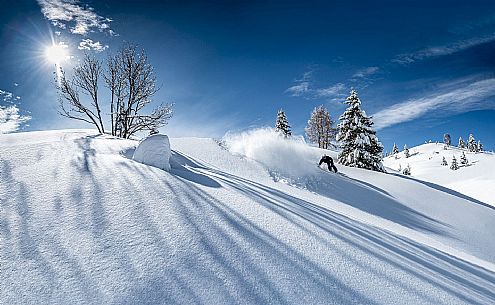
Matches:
[1,129,495,305]
[383,143,495,206]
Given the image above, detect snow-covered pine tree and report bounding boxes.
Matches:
[443,133,451,146]
[460,151,468,165]
[441,156,448,166]
[478,140,483,152]
[458,137,465,149]
[402,164,411,175]
[450,155,459,170]
[468,134,477,152]
[275,109,291,138]
[336,90,384,171]
[305,105,336,149]
[403,144,410,158]
[392,143,399,155]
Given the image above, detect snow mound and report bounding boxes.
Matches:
[132,134,171,171]
[223,128,328,182]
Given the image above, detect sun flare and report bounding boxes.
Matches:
[45,44,68,64]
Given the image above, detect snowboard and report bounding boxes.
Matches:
[317,165,339,174]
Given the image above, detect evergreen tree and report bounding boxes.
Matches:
[403,144,410,158]
[305,105,336,149]
[392,143,399,155]
[450,155,459,170]
[441,156,448,166]
[402,164,411,175]
[458,137,465,149]
[467,133,477,152]
[275,109,291,138]
[443,133,451,146]
[460,151,468,165]
[478,140,483,152]
[336,90,384,171]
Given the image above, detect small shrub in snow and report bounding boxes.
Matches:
[132,134,171,171]
[441,156,448,166]
[450,155,459,170]
[460,152,468,165]
[402,164,411,175]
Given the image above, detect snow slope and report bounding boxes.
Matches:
[383,143,495,206]
[1,129,495,304]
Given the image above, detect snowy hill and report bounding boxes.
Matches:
[1,129,495,304]
[383,143,495,206]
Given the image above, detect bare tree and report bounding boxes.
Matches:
[58,54,105,133]
[104,53,127,136]
[305,105,336,149]
[105,44,173,138]
[57,43,173,138]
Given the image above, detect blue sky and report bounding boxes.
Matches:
[1,0,495,151]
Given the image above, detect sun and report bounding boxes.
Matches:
[45,44,68,64]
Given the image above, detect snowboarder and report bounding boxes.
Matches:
[319,154,338,173]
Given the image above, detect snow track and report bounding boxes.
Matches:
[1,130,494,304]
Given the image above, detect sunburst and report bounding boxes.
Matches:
[45,44,69,64]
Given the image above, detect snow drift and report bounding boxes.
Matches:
[132,134,171,171]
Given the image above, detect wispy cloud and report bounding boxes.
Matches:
[37,0,115,36]
[372,78,495,129]
[352,66,379,78]
[78,38,108,52]
[286,82,310,97]
[392,34,495,64]
[285,69,313,96]
[0,90,30,134]
[285,69,346,101]
[314,83,346,98]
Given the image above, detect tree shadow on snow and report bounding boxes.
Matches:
[299,170,449,235]
[389,173,495,211]
[119,146,221,188]
[154,168,495,305]
[169,151,221,188]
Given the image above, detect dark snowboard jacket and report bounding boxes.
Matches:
[319,155,334,166]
